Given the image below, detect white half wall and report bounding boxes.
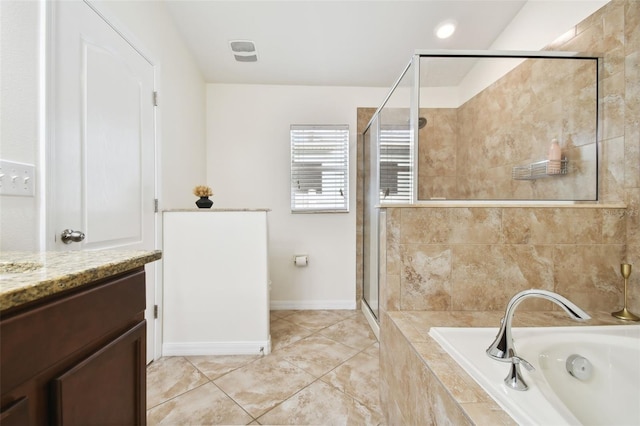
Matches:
[163,210,270,355]
[206,84,394,309]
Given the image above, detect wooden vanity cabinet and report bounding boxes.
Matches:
[0,268,147,425]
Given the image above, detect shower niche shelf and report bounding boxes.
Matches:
[512,159,568,180]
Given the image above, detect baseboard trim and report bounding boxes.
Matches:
[270,300,357,310]
[162,339,271,356]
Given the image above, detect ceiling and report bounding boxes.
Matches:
[163,1,606,88]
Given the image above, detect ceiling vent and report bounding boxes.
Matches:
[229,40,257,62]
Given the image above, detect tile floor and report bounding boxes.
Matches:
[147,309,384,425]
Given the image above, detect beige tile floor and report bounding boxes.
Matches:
[147,309,384,425]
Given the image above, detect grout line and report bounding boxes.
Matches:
[147,311,380,423]
[146,379,211,411]
[253,376,323,423]
[146,356,200,410]
[208,380,257,424]
[317,341,381,410]
[252,317,368,419]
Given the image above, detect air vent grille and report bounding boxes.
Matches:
[229,40,257,62]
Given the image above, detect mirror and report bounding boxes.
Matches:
[416,54,598,201]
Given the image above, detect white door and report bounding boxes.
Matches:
[49,0,158,362]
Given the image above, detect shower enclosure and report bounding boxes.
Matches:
[361,50,600,325]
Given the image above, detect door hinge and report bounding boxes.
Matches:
[154,305,158,319]
[154,198,159,213]
[153,91,158,107]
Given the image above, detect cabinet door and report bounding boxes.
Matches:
[0,397,29,426]
[51,321,146,426]
[0,269,145,395]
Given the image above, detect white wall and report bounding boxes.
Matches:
[0,1,41,250]
[457,0,609,106]
[207,84,394,308]
[419,1,610,108]
[0,0,206,251]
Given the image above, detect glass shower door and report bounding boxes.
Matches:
[362,116,380,319]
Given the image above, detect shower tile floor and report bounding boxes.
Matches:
[147,309,384,425]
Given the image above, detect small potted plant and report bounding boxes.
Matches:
[193,185,214,208]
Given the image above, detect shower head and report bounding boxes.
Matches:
[418,117,427,129]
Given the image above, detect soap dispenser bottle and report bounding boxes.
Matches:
[547,138,562,174]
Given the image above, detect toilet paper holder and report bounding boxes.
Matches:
[293,255,309,266]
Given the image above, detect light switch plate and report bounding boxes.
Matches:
[0,160,36,197]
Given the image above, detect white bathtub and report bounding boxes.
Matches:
[429,325,640,426]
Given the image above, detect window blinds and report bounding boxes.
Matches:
[379,127,412,203]
[290,125,349,213]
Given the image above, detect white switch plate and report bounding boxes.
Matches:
[0,160,36,197]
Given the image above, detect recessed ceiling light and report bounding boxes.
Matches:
[229,40,258,62]
[435,20,457,39]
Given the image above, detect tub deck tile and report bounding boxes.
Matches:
[381,309,632,425]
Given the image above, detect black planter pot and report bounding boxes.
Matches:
[195,196,213,208]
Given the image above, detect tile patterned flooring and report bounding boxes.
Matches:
[147,310,384,425]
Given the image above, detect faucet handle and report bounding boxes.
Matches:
[504,356,535,391]
[513,355,535,372]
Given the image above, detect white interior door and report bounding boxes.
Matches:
[49,0,157,362]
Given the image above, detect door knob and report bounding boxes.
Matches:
[60,229,85,244]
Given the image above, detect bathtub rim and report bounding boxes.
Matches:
[429,324,640,426]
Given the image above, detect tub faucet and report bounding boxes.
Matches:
[486,289,590,391]
[486,289,591,362]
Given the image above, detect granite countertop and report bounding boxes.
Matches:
[0,250,162,312]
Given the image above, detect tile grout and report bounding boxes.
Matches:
[181,355,261,423]
[148,310,382,425]
[251,338,380,424]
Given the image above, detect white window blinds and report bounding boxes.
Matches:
[380,127,412,203]
[291,125,349,213]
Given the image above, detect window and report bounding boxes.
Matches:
[291,125,349,213]
[380,126,412,203]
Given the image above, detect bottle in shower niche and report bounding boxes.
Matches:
[547,138,562,174]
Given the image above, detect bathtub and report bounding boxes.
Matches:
[429,325,640,426]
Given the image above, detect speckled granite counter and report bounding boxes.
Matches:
[0,250,162,312]
[380,310,634,425]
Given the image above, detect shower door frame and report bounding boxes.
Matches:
[361,49,600,323]
[361,58,415,323]
[362,116,381,321]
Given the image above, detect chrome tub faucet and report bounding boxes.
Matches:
[486,289,591,390]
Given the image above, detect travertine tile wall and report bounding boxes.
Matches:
[380,0,640,317]
[418,57,598,201]
[620,0,640,315]
[379,313,480,425]
[376,2,638,424]
[417,108,459,200]
[357,1,639,317]
[458,58,596,200]
[383,206,626,313]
